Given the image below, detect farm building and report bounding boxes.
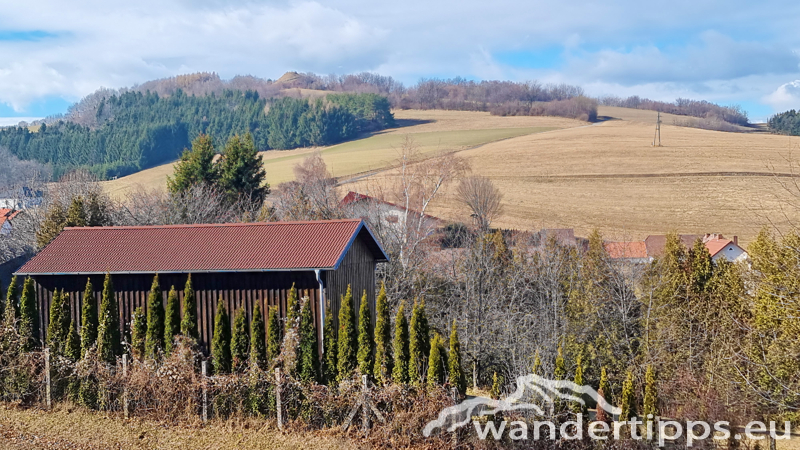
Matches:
[14,219,388,352]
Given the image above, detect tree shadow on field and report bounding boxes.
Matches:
[391,118,435,129]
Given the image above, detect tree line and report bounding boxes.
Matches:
[768,109,800,136]
[0,90,393,180]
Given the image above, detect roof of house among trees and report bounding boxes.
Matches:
[0,209,20,227]
[16,219,388,275]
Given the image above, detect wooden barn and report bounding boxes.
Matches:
[14,219,388,351]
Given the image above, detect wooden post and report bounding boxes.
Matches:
[44,348,51,410]
[275,367,283,431]
[201,361,208,424]
[122,354,129,419]
[361,375,370,435]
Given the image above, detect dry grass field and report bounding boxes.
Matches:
[342,107,800,245]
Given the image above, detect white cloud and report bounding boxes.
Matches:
[764,80,800,112]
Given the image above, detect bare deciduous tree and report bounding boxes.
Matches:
[271,151,343,221]
[456,176,502,232]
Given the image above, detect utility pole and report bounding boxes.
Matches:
[653,111,662,147]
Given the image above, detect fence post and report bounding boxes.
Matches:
[122,354,129,419]
[275,367,283,431]
[201,361,208,424]
[44,348,51,410]
[362,375,370,435]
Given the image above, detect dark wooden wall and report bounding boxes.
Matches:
[324,231,378,332]
[31,271,322,353]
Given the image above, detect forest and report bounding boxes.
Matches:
[768,109,800,135]
[0,89,393,179]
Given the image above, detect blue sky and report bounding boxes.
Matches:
[0,0,798,123]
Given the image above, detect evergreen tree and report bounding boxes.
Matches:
[323,306,338,384]
[0,279,4,321]
[408,299,430,385]
[642,365,657,420]
[532,351,542,376]
[298,298,320,383]
[337,286,357,382]
[448,320,466,395]
[35,201,66,249]
[598,366,611,406]
[284,283,300,335]
[65,317,81,361]
[167,134,218,194]
[490,372,501,400]
[357,290,373,376]
[427,334,446,387]
[249,301,267,371]
[573,355,588,414]
[619,369,636,422]
[554,344,566,380]
[19,277,39,350]
[211,301,232,374]
[180,275,198,340]
[164,286,180,355]
[47,290,66,353]
[96,273,121,364]
[372,283,392,383]
[80,278,97,358]
[231,307,250,372]
[65,196,87,227]
[392,302,410,384]
[130,307,147,361]
[145,275,164,359]
[266,305,281,365]
[216,134,268,203]
[85,191,110,226]
[3,275,19,327]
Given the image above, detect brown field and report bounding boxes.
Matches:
[342,107,800,245]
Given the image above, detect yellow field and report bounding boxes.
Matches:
[342,107,800,244]
[103,110,583,196]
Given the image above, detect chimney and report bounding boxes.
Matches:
[733,235,738,246]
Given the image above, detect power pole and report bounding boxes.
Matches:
[653,111,662,147]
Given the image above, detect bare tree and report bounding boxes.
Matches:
[271,151,342,221]
[456,176,503,232]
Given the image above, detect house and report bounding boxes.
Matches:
[608,233,748,263]
[14,219,388,352]
[0,187,43,210]
[702,234,747,263]
[644,234,701,258]
[603,241,649,264]
[340,191,442,235]
[0,209,20,235]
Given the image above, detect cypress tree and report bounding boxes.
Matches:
[96,273,120,364]
[392,302,410,384]
[408,299,430,385]
[532,351,542,376]
[80,278,97,357]
[357,290,373,376]
[573,355,587,414]
[598,366,611,405]
[448,321,466,395]
[164,286,180,354]
[130,307,147,361]
[47,290,65,353]
[619,369,636,422]
[65,317,81,361]
[145,275,164,359]
[298,298,320,383]
[285,283,299,334]
[642,365,657,420]
[323,306,338,384]
[490,372,501,400]
[554,344,566,380]
[19,277,39,350]
[427,334,446,387]
[180,274,198,340]
[266,305,281,365]
[211,301,231,374]
[231,307,249,372]
[372,283,392,383]
[249,301,267,371]
[337,286,357,382]
[3,275,19,328]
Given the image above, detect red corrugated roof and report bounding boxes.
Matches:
[16,219,387,275]
[604,241,648,259]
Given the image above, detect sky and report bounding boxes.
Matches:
[0,0,799,124]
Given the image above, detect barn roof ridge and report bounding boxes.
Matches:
[61,218,363,231]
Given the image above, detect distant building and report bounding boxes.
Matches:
[606,233,748,263]
[702,234,747,263]
[603,241,649,264]
[340,191,442,235]
[0,209,20,235]
[0,187,43,210]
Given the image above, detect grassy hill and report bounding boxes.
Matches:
[106,106,800,244]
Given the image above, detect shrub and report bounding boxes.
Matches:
[164,286,180,355]
[392,302,410,384]
[231,307,249,373]
[298,297,320,383]
[337,286,357,382]
[211,301,232,374]
[408,299,430,385]
[96,273,121,364]
[373,283,392,384]
[130,307,146,361]
[448,320,466,395]
[249,301,267,371]
[80,278,97,357]
[266,305,281,366]
[357,290,373,376]
[145,275,164,359]
[19,277,39,351]
[323,306,337,384]
[180,275,198,340]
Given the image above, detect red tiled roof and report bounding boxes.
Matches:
[704,238,734,257]
[16,219,387,275]
[604,241,648,259]
[0,209,20,227]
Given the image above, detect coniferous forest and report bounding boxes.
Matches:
[768,109,800,136]
[0,89,393,179]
